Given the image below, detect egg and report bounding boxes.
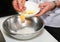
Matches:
[20,14,25,22]
[26,10,35,14]
[20,10,35,22]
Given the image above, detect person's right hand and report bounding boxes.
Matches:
[35,2,56,16]
[12,0,26,12]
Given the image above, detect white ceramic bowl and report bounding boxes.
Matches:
[18,1,40,17]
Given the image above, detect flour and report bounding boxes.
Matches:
[16,27,36,34]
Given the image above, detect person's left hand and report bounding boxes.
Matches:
[35,2,56,16]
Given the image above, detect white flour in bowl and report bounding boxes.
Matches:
[16,27,36,34]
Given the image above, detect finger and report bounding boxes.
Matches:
[12,0,21,12]
[20,8,25,12]
[39,2,48,8]
[39,5,44,9]
[35,6,49,16]
[22,0,26,5]
[39,4,45,9]
[23,6,26,11]
[39,4,43,8]
[19,4,26,12]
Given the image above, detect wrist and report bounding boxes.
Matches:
[52,1,57,9]
[55,0,60,7]
[50,1,57,10]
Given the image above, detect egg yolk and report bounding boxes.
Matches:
[26,10,35,14]
[20,14,25,22]
[20,10,35,22]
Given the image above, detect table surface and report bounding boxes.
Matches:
[0,16,58,42]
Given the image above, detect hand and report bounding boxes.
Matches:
[12,0,26,12]
[35,2,55,16]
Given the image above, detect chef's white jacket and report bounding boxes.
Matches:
[28,0,60,28]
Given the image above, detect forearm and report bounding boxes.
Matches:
[56,0,60,7]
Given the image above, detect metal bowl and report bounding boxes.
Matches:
[3,15,44,40]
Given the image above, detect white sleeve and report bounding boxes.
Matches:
[28,0,55,2]
[28,0,55,4]
[28,0,40,3]
[43,0,55,2]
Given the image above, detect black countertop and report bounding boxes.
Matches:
[45,26,60,42]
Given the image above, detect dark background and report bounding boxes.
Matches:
[0,0,17,17]
[0,0,28,17]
